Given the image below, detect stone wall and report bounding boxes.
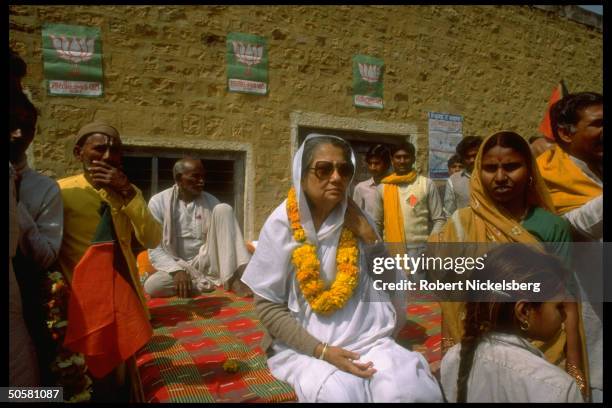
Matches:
[9,5,603,238]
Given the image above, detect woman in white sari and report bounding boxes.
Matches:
[242,134,442,402]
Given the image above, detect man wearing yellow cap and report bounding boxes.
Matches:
[57,121,161,401]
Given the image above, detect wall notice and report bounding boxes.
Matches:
[428,112,463,179]
[226,32,268,95]
[42,23,104,97]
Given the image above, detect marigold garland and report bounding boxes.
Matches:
[286,187,359,315]
[222,358,240,373]
[44,271,93,402]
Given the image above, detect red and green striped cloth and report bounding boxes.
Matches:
[135,288,441,403]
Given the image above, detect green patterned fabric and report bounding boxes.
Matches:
[135,289,442,402]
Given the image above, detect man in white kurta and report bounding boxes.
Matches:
[144,158,251,298]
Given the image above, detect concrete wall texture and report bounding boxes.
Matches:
[9,5,603,238]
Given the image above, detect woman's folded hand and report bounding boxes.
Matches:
[324,345,377,378]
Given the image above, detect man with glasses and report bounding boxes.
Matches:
[144,158,252,298]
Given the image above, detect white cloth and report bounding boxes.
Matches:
[561,155,603,241]
[9,163,39,386]
[14,159,63,270]
[147,185,251,292]
[563,155,603,398]
[242,134,443,402]
[441,332,584,403]
[563,195,603,241]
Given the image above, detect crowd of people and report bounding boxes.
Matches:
[9,45,603,403]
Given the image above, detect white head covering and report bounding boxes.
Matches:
[292,133,357,245]
[242,133,359,311]
[241,135,441,403]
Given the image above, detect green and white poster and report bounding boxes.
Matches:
[353,55,384,109]
[42,23,104,97]
[226,32,268,95]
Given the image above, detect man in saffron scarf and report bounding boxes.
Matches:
[58,121,162,401]
[376,141,445,272]
[537,92,603,401]
[537,92,603,242]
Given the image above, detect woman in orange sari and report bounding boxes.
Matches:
[429,131,590,400]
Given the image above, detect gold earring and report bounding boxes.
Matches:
[520,320,530,332]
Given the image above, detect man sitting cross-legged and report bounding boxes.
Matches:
[144,158,252,298]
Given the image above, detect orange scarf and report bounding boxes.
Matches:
[537,145,602,215]
[64,204,152,378]
[431,132,555,245]
[381,171,417,244]
[429,133,551,342]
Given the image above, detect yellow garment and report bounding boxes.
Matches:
[428,132,589,389]
[537,145,602,215]
[58,174,162,319]
[381,171,417,244]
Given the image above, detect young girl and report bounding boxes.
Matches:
[440,244,585,403]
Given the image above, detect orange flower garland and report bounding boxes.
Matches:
[286,188,359,315]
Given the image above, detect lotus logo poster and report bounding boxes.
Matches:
[428,112,463,179]
[42,23,104,97]
[227,32,268,95]
[353,55,384,109]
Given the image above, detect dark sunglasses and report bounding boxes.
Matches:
[309,160,354,180]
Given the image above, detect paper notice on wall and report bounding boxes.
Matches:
[42,23,104,97]
[226,32,268,95]
[353,55,384,109]
[428,112,463,179]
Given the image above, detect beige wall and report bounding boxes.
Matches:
[9,5,603,238]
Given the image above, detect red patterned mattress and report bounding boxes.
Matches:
[134,288,441,403]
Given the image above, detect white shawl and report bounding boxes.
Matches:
[242,133,404,345]
[160,185,216,291]
[241,135,444,403]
